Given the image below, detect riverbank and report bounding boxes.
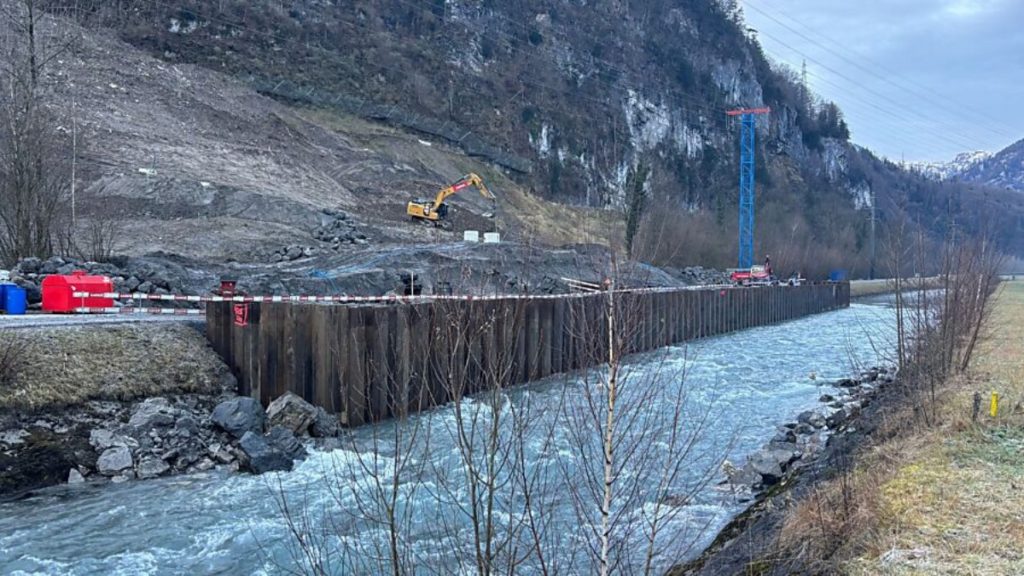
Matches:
[0,324,237,498]
[840,280,1024,574]
[678,281,1022,575]
[850,276,940,298]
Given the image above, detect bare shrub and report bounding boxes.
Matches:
[0,330,30,389]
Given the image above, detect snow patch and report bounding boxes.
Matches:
[530,124,552,158]
[911,150,992,181]
[169,18,199,34]
[850,182,872,210]
[822,140,848,182]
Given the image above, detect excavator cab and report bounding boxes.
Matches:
[407,173,494,224]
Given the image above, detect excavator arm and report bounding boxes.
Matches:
[408,173,495,223]
[434,173,494,206]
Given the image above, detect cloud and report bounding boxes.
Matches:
[740,0,1024,162]
[940,0,1003,18]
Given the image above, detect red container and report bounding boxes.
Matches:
[42,271,114,313]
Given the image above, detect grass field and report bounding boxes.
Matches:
[0,324,229,411]
[841,281,1024,575]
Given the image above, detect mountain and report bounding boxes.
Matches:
[913,151,992,181]
[10,0,1024,276]
[957,139,1024,191]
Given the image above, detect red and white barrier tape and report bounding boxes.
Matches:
[73,307,205,315]
[71,284,741,305]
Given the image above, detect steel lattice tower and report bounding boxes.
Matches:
[727,107,770,269]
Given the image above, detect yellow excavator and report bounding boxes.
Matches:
[407,173,495,225]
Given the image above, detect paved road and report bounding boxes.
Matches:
[0,313,202,330]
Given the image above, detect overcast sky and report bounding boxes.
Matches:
[740,0,1024,163]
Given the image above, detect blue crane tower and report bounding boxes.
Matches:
[727,107,770,269]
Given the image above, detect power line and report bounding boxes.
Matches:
[744,0,1018,143]
[761,52,972,159]
[752,28,994,153]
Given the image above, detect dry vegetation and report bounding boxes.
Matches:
[0,324,229,410]
[775,281,1024,575]
[849,277,942,298]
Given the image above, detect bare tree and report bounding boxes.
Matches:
[0,0,78,265]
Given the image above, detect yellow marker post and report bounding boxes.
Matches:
[990,391,999,418]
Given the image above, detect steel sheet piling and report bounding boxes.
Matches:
[207,283,850,425]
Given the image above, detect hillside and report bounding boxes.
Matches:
[10,0,1024,278]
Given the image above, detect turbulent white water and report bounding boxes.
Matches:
[0,301,896,575]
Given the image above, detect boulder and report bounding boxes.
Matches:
[97,446,134,476]
[239,431,293,474]
[89,429,135,451]
[771,427,797,444]
[68,468,86,484]
[174,415,199,436]
[17,257,42,274]
[129,398,177,430]
[311,407,340,438]
[266,392,318,436]
[266,426,307,461]
[745,448,798,485]
[211,397,266,439]
[193,458,216,472]
[819,394,835,403]
[826,409,849,429]
[797,410,826,429]
[836,378,859,388]
[136,457,171,479]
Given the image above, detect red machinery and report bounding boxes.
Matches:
[730,265,774,287]
[41,271,114,312]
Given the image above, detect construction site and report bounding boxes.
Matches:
[0,1,1019,575]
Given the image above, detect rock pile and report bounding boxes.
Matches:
[675,266,731,286]
[84,396,242,483]
[0,389,348,487]
[269,212,369,263]
[720,366,895,498]
[11,256,187,305]
[269,244,318,263]
[312,209,369,248]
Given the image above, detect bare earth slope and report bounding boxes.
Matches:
[46,12,619,264]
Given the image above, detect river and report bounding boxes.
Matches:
[0,300,897,575]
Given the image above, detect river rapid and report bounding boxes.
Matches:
[0,300,897,575]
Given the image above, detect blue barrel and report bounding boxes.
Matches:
[4,286,26,315]
[0,284,7,312]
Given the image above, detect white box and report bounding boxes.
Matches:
[483,233,501,243]
[463,230,480,242]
